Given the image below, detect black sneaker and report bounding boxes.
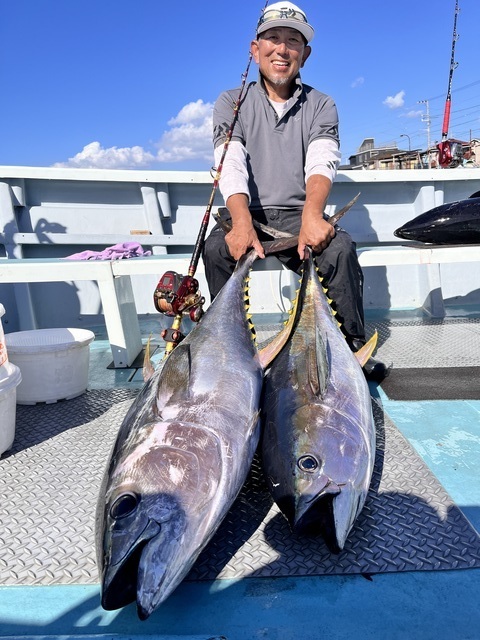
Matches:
[362,357,390,383]
[349,339,390,383]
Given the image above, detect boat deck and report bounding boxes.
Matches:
[1,311,479,640]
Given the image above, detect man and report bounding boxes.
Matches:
[202,1,386,381]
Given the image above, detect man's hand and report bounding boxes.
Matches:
[297,216,335,259]
[225,193,265,260]
[225,223,265,260]
[298,174,335,259]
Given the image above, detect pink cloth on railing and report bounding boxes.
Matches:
[64,242,152,260]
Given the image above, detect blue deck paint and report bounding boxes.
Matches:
[1,571,480,640]
[2,325,479,640]
[376,387,480,532]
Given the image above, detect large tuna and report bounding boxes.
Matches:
[260,248,377,553]
[96,241,294,620]
[394,191,480,244]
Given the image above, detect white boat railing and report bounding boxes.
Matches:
[1,166,480,341]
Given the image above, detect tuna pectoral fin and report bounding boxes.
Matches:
[354,331,378,368]
[309,327,329,397]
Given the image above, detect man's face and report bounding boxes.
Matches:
[251,27,311,92]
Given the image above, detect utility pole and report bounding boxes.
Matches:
[418,99,431,168]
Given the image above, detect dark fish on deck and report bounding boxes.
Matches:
[95,241,295,620]
[394,192,480,244]
[260,248,377,553]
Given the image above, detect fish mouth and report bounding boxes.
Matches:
[136,511,189,620]
[294,483,365,554]
[393,225,412,240]
[291,482,343,553]
[101,518,162,612]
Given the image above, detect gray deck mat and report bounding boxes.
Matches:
[1,388,479,585]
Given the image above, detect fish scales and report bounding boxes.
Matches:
[261,251,376,553]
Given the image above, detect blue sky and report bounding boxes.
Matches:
[1,0,479,170]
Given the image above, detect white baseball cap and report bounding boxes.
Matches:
[256,2,314,43]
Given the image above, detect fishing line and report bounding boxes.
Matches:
[187,0,270,279]
[437,0,460,167]
[160,2,269,358]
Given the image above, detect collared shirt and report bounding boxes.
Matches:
[213,74,341,210]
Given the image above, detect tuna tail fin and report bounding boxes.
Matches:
[354,331,378,367]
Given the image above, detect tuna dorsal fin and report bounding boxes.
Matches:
[142,335,156,382]
[354,331,378,367]
[307,326,329,397]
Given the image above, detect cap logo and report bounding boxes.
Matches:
[256,4,314,43]
[258,7,308,27]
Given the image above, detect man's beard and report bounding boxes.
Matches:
[264,74,290,87]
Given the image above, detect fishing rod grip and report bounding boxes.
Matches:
[441,100,452,138]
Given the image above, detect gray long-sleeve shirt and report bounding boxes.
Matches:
[213,74,340,210]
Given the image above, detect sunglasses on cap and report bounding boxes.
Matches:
[257,7,308,27]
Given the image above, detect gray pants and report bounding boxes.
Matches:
[202,207,366,345]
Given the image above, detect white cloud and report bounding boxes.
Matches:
[383,90,405,109]
[168,99,213,126]
[351,77,364,89]
[156,100,214,163]
[53,99,214,169]
[53,141,155,169]
[402,109,424,118]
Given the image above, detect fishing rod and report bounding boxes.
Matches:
[437,0,460,168]
[154,2,269,357]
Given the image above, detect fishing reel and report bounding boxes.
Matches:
[153,271,205,345]
[438,141,464,168]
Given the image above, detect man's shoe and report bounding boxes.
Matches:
[349,339,390,383]
[362,357,390,383]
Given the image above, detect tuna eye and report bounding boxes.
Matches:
[297,455,319,473]
[110,493,139,519]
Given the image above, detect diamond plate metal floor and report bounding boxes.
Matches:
[258,316,480,370]
[1,317,480,588]
[367,317,480,369]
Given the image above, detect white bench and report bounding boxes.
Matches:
[0,258,143,368]
[2,243,479,368]
[357,244,480,267]
[357,244,480,317]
